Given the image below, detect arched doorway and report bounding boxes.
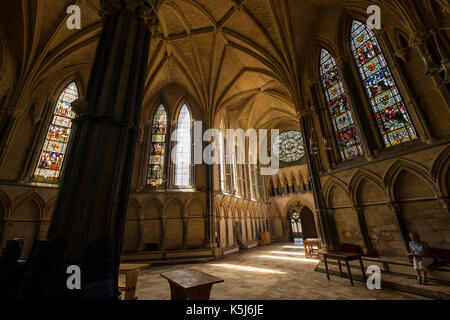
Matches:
[288,206,318,242]
[299,207,318,240]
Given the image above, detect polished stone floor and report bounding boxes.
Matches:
[135,243,427,300]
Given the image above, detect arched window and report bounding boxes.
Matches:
[320,49,363,160]
[232,151,239,196]
[275,130,306,162]
[148,105,167,186]
[351,20,418,147]
[174,104,192,187]
[218,123,226,192]
[34,82,79,181]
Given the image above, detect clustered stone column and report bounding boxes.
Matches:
[298,112,337,251]
[47,0,158,287]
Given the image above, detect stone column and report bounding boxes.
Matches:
[298,113,337,251]
[336,55,379,158]
[354,206,373,251]
[0,112,20,169]
[388,202,410,251]
[48,0,157,277]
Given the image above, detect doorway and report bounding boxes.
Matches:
[288,206,318,242]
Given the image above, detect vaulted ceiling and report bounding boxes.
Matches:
[0,0,435,131]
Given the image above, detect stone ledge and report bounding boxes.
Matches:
[315,261,450,300]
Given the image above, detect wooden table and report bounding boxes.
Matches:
[321,252,367,286]
[303,238,322,258]
[119,264,150,300]
[160,269,224,300]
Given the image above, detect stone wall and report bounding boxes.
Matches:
[322,145,450,257]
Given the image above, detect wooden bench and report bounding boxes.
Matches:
[160,269,224,300]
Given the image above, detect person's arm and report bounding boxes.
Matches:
[424,243,432,257]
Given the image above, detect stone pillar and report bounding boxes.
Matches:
[336,55,379,158]
[438,196,450,219]
[388,202,410,251]
[354,206,373,251]
[47,0,157,279]
[205,154,217,248]
[0,111,20,169]
[160,218,167,250]
[298,114,337,251]
[0,221,12,250]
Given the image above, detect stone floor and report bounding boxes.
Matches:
[135,242,428,300]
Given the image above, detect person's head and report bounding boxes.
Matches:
[409,232,420,242]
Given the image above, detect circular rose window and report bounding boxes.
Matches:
[275,131,305,163]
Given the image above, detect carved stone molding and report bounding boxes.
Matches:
[408,28,431,48]
[100,0,158,31]
[335,55,353,67]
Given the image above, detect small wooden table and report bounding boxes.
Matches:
[160,269,224,300]
[321,252,367,286]
[119,264,150,300]
[303,238,322,258]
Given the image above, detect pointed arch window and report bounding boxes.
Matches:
[148,105,168,186]
[218,123,226,192]
[320,49,363,160]
[351,20,418,147]
[174,104,192,187]
[34,82,79,181]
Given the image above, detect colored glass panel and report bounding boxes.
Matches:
[320,49,363,161]
[174,104,192,187]
[351,20,417,147]
[148,105,167,186]
[34,82,79,180]
[276,131,305,163]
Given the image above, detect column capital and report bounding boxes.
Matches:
[408,28,431,48]
[308,77,321,87]
[335,55,353,67]
[100,0,158,31]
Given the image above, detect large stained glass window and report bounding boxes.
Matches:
[320,49,363,160]
[174,104,192,187]
[351,20,417,147]
[275,131,305,163]
[148,105,167,186]
[34,82,79,180]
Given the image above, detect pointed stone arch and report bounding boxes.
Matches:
[384,159,439,202]
[322,176,351,209]
[349,169,386,206]
[431,146,450,197]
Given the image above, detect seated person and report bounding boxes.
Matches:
[408,232,433,285]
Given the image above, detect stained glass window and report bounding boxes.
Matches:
[148,105,167,186]
[320,49,364,160]
[351,20,418,147]
[275,131,305,163]
[174,104,192,187]
[34,82,79,181]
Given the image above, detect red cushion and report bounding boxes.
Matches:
[431,248,450,264]
[340,243,363,254]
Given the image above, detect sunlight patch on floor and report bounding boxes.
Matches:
[283,246,305,249]
[271,251,306,256]
[209,263,287,275]
[259,255,320,263]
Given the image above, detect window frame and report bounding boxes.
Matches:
[32,81,80,184]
